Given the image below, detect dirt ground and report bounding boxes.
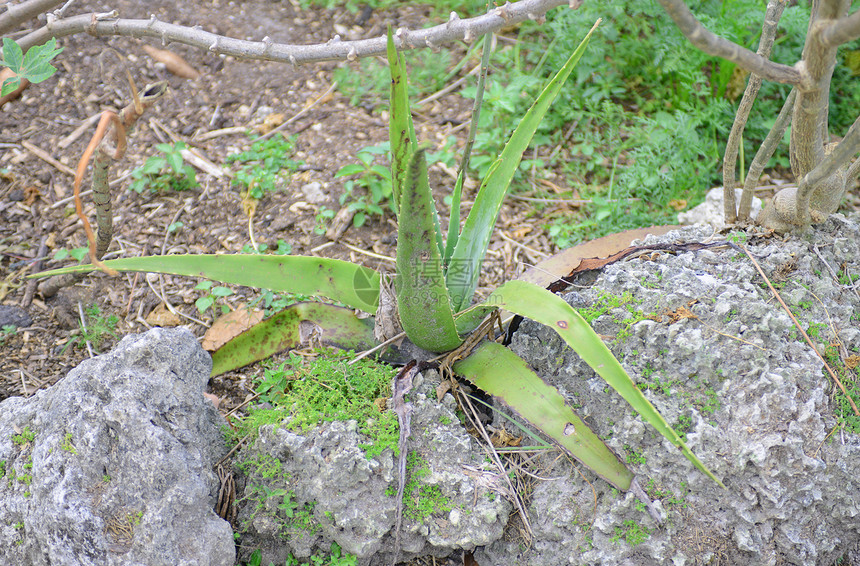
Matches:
[0,2,553,563]
[0,0,556,403]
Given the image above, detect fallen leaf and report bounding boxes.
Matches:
[145,303,182,327]
[142,45,201,79]
[202,303,264,351]
[668,199,688,211]
[203,392,221,409]
[518,226,684,290]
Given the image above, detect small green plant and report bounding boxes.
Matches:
[61,432,77,455]
[610,519,651,546]
[129,142,199,193]
[63,305,118,353]
[194,280,234,315]
[313,206,335,235]
[0,37,63,95]
[12,426,35,446]
[52,246,90,262]
[0,325,15,344]
[226,134,302,199]
[13,521,23,530]
[400,452,452,521]
[231,349,399,460]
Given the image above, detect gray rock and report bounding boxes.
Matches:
[477,217,860,566]
[0,304,32,328]
[235,369,512,566]
[0,327,235,566]
[301,181,327,204]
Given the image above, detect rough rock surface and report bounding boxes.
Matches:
[476,217,860,566]
[678,186,763,228]
[234,369,512,566]
[0,327,235,566]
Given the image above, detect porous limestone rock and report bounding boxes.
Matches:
[234,369,512,566]
[678,186,763,228]
[0,327,235,566]
[477,216,860,566]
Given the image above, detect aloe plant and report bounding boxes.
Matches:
[34,24,722,491]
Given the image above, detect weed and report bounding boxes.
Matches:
[336,141,456,227]
[230,349,398,460]
[624,445,647,465]
[61,432,77,455]
[12,426,35,446]
[194,280,234,315]
[401,452,452,521]
[63,305,118,353]
[0,325,15,344]
[129,142,199,193]
[824,345,860,434]
[51,246,89,263]
[0,460,5,477]
[0,37,63,95]
[243,541,357,566]
[314,206,335,235]
[610,519,651,546]
[226,134,302,199]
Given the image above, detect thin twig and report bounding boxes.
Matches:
[257,81,337,141]
[741,245,860,416]
[21,140,77,177]
[76,301,95,358]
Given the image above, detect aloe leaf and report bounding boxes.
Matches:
[32,255,381,315]
[486,279,725,487]
[454,341,633,490]
[448,21,599,312]
[386,27,417,217]
[396,149,462,352]
[444,31,494,264]
[211,302,377,376]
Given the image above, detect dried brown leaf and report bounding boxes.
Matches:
[142,45,201,79]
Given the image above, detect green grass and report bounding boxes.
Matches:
[229,349,399,459]
[329,0,860,248]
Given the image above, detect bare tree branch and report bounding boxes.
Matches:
[818,7,860,47]
[795,111,860,223]
[16,0,572,64]
[848,156,860,183]
[723,0,787,223]
[742,88,796,220]
[655,0,806,87]
[790,0,851,179]
[0,0,63,36]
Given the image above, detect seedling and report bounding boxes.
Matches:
[0,38,63,95]
[226,134,302,199]
[194,280,234,315]
[129,142,199,193]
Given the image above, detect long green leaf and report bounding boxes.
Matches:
[387,27,417,218]
[485,279,725,487]
[448,21,600,312]
[211,302,377,376]
[395,150,462,352]
[32,255,381,315]
[444,30,494,264]
[454,341,633,490]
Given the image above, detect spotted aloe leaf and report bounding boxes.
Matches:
[395,149,462,352]
[210,302,377,376]
[33,255,381,315]
[483,279,725,487]
[447,21,600,313]
[454,340,633,490]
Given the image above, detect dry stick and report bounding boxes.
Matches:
[737,88,797,220]
[18,0,572,60]
[20,140,77,177]
[76,301,95,358]
[347,331,406,365]
[257,81,337,141]
[20,235,49,308]
[654,0,805,86]
[456,387,534,541]
[742,245,860,417]
[0,0,64,35]
[390,361,417,566]
[722,0,786,223]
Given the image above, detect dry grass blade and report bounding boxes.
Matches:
[742,245,860,416]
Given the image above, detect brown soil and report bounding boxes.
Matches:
[0,0,556,404]
[0,3,551,563]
